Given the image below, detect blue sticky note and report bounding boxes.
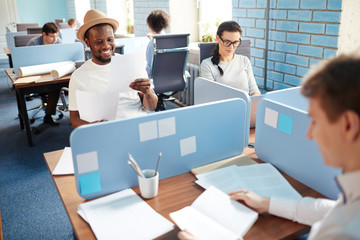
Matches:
[79,172,102,195]
[278,113,293,135]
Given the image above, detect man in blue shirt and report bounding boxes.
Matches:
[27,22,62,125]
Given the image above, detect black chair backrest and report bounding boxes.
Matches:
[198,40,251,64]
[55,19,65,25]
[27,27,43,34]
[153,33,189,49]
[151,33,190,94]
[14,34,41,47]
[58,22,69,29]
[16,23,39,32]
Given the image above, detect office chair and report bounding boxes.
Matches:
[150,33,190,111]
[16,23,39,32]
[198,40,251,64]
[14,34,41,47]
[55,19,65,25]
[57,61,85,119]
[26,27,43,34]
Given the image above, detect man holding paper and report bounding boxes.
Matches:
[68,9,158,128]
[178,54,360,240]
[27,22,63,126]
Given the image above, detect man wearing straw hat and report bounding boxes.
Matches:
[68,9,158,128]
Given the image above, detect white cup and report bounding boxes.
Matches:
[138,169,159,199]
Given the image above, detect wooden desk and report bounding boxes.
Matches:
[5,68,71,146]
[3,47,12,68]
[43,130,325,240]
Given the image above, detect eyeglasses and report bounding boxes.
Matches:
[218,35,242,48]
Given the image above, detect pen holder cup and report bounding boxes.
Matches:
[138,169,159,199]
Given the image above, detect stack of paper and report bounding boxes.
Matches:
[52,147,74,175]
[78,188,174,240]
[170,186,258,240]
[195,163,302,199]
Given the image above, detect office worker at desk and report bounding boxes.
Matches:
[179,54,360,240]
[200,21,260,96]
[145,9,170,77]
[27,22,63,126]
[69,9,158,128]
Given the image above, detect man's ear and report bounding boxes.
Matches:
[344,110,360,142]
[84,38,90,47]
[42,32,46,38]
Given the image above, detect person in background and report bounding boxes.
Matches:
[27,22,63,126]
[178,53,360,240]
[145,9,170,77]
[67,18,77,29]
[69,9,158,128]
[200,21,260,96]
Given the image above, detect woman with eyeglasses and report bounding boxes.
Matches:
[201,21,260,96]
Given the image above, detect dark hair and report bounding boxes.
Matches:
[211,21,242,76]
[301,53,360,122]
[147,9,170,34]
[42,22,59,35]
[84,23,114,41]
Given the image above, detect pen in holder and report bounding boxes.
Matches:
[138,169,159,199]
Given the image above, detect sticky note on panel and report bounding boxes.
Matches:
[158,117,176,138]
[180,136,197,156]
[264,107,278,129]
[278,113,293,135]
[79,172,102,195]
[76,151,99,174]
[139,120,158,142]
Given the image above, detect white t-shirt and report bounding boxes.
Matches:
[69,59,147,120]
[269,170,360,239]
[200,54,260,96]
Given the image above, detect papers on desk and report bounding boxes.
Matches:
[170,186,258,240]
[76,90,118,122]
[78,188,174,240]
[14,75,42,84]
[195,163,302,199]
[52,147,74,175]
[18,61,75,78]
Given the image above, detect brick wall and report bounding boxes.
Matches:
[233,0,342,90]
[133,0,170,37]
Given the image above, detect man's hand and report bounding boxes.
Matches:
[228,190,270,214]
[129,78,152,94]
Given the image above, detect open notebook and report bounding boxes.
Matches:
[170,186,258,240]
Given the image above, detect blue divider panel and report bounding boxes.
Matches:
[6,31,27,50]
[255,87,341,199]
[194,77,251,147]
[60,29,76,43]
[12,42,85,74]
[71,99,247,199]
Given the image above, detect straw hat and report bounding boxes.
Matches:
[77,9,119,42]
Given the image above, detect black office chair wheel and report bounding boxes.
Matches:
[58,113,64,119]
[30,118,35,124]
[32,127,40,135]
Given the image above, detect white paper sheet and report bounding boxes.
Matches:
[18,61,73,77]
[76,151,99,174]
[76,90,118,122]
[196,163,302,199]
[52,147,74,175]
[50,61,76,78]
[78,188,174,240]
[109,50,148,93]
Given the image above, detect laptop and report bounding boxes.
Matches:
[250,95,263,128]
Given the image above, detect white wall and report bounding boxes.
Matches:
[169,0,199,42]
[338,0,360,54]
